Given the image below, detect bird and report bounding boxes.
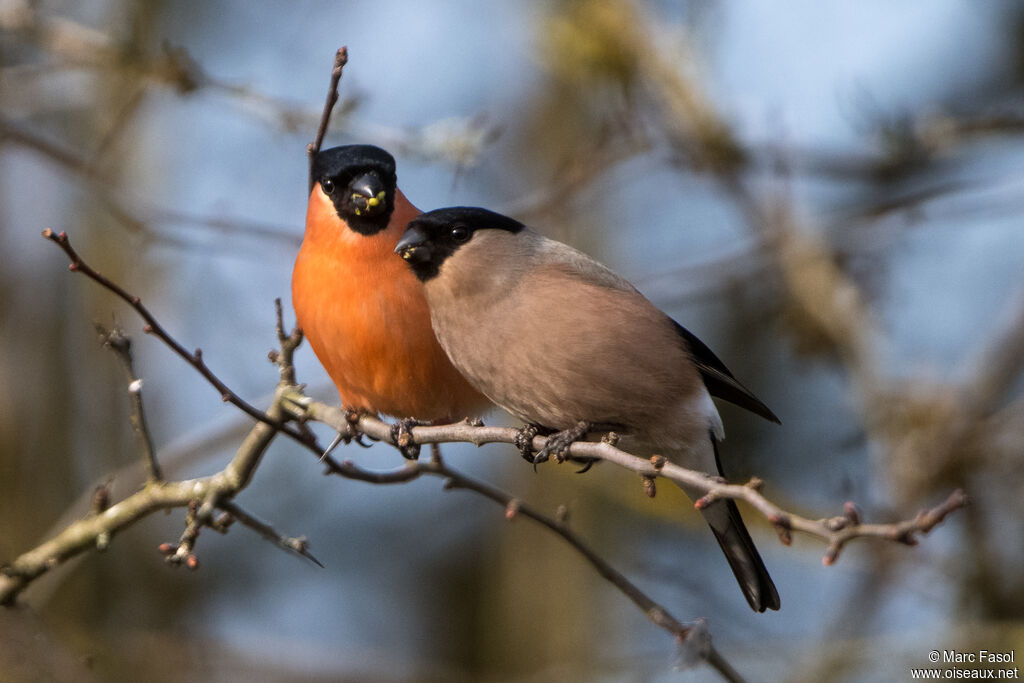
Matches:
[394,206,781,612]
[292,146,489,454]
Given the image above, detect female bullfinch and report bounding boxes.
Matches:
[395,206,781,612]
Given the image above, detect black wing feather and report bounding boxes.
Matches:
[673,320,780,424]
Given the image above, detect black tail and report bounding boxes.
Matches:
[702,433,779,612]
[676,433,780,611]
[705,498,780,612]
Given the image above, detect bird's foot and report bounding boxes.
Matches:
[533,421,592,466]
[568,429,618,473]
[344,409,375,448]
[514,424,541,464]
[390,417,430,460]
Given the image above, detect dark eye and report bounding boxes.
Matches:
[321,178,335,194]
[450,225,470,243]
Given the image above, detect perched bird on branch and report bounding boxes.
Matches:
[395,206,781,612]
[292,146,489,447]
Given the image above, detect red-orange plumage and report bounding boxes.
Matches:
[292,185,488,420]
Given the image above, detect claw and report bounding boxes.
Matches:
[514,424,540,465]
[573,458,598,474]
[533,421,592,466]
[390,418,429,460]
[341,408,372,446]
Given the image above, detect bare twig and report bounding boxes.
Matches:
[41,229,316,450]
[269,298,304,386]
[307,46,348,192]
[287,395,967,564]
[217,501,323,568]
[94,323,162,482]
[0,289,328,606]
[158,499,203,569]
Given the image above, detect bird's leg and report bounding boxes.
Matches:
[390,417,431,460]
[533,421,593,466]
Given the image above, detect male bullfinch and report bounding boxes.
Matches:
[292,147,489,444]
[394,207,781,612]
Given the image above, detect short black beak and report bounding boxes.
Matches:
[395,226,431,262]
[350,172,386,215]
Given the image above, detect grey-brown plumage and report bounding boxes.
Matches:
[395,207,780,612]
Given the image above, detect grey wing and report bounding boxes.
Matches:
[483,265,702,434]
[536,233,779,424]
[531,233,638,293]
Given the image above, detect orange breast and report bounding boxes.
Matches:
[292,187,487,420]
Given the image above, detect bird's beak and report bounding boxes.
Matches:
[395,226,431,263]
[349,172,387,216]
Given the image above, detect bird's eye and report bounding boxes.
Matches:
[450,225,470,243]
[321,178,335,194]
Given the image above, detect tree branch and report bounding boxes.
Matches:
[41,229,316,451]
[94,323,162,482]
[328,456,712,651]
[286,395,967,565]
[0,392,287,605]
[216,500,323,568]
[307,47,348,178]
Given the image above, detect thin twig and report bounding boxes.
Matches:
[157,499,203,569]
[94,323,163,482]
[269,297,304,386]
[41,229,316,451]
[307,46,348,192]
[217,500,323,568]
[706,647,745,683]
[435,459,692,639]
